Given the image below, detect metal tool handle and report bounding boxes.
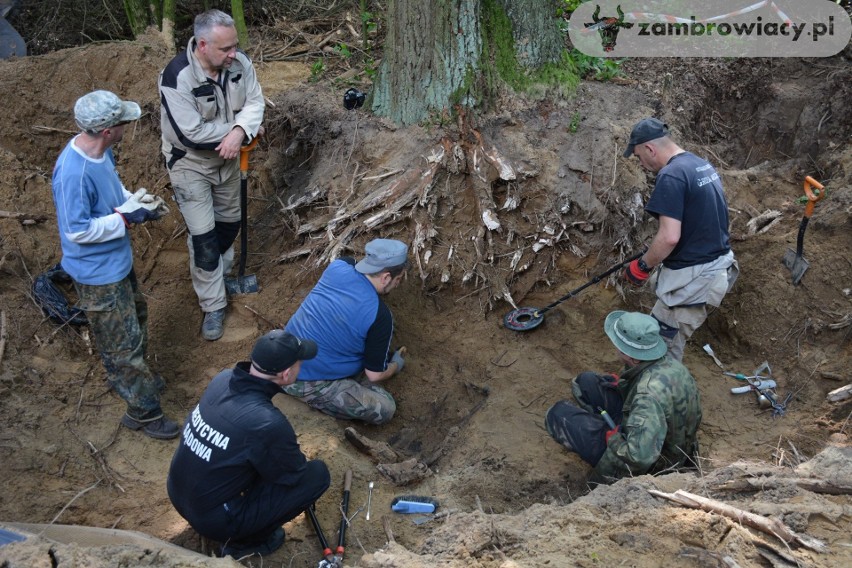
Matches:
[537,250,644,316]
[801,175,825,218]
[336,469,352,558]
[307,504,333,561]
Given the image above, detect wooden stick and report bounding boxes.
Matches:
[45,479,102,527]
[0,310,6,368]
[382,515,395,544]
[648,489,826,553]
[0,210,50,224]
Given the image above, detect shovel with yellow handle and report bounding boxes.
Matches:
[781,175,825,286]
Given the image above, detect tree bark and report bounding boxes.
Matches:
[372,0,481,125]
[373,0,566,126]
[161,0,176,52]
[231,0,249,48]
[495,0,562,67]
[123,0,150,37]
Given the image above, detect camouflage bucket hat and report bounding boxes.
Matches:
[604,311,667,361]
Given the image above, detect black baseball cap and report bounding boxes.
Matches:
[251,330,318,375]
[623,118,669,157]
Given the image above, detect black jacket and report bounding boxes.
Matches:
[167,362,307,515]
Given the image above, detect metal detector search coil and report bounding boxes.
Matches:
[503,250,644,332]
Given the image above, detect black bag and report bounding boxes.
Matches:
[32,264,88,326]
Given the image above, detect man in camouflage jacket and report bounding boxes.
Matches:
[546,311,702,483]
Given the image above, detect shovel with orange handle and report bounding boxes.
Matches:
[781,175,825,286]
[224,137,260,296]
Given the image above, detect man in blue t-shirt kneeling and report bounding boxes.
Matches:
[622,118,739,361]
[283,238,409,424]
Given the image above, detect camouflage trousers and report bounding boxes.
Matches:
[74,271,165,421]
[545,372,622,466]
[282,376,396,425]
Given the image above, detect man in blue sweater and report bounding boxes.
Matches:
[52,90,177,439]
[284,239,409,424]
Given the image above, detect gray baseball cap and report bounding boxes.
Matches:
[74,90,141,133]
[355,239,409,274]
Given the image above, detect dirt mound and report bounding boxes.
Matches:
[1,34,851,568]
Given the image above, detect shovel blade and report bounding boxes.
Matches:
[224,273,259,296]
[782,248,809,285]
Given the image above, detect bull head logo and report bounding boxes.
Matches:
[585,5,634,52]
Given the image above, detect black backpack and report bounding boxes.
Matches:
[32,264,88,326]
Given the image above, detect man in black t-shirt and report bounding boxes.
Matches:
[622,118,739,360]
[167,330,330,559]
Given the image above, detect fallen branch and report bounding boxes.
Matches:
[648,489,827,553]
[382,515,395,545]
[0,210,50,225]
[826,384,851,403]
[46,479,102,527]
[0,310,6,368]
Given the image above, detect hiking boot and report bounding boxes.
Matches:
[221,527,285,559]
[121,414,180,440]
[201,308,226,341]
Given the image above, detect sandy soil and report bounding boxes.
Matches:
[0,31,850,568]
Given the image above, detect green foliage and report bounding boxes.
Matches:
[569,49,625,81]
[480,0,580,100]
[310,60,325,82]
[556,0,588,17]
[364,57,379,80]
[334,43,352,58]
[568,111,581,133]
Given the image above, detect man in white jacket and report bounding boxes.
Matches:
[159,9,265,341]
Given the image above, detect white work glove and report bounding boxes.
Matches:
[134,188,171,219]
[115,194,157,226]
[391,348,406,372]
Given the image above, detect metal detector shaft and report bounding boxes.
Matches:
[536,251,644,316]
[336,470,353,560]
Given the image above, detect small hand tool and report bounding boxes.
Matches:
[596,406,617,430]
[702,344,726,369]
[365,481,374,521]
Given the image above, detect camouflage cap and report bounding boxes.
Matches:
[604,311,667,361]
[74,90,141,133]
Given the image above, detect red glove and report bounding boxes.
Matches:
[624,258,651,286]
[605,426,620,443]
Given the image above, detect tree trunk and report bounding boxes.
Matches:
[231,0,249,49]
[161,0,176,52]
[373,0,567,126]
[372,0,481,126]
[123,0,150,37]
[495,0,563,67]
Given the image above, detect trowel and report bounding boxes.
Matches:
[781,176,825,286]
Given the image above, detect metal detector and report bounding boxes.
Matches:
[503,251,644,332]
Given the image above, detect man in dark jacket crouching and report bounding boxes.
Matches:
[167,330,330,559]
